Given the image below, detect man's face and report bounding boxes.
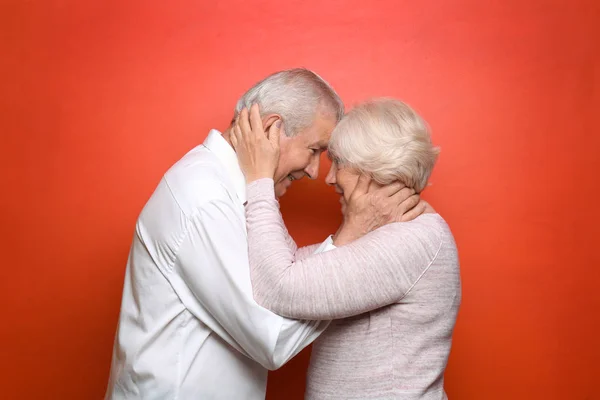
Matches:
[273,113,337,197]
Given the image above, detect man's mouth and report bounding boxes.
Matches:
[287,175,296,181]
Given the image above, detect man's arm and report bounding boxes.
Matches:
[167,197,329,370]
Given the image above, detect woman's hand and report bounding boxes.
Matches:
[333,174,424,246]
[230,104,282,183]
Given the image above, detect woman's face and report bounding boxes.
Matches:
[325,161,360,214]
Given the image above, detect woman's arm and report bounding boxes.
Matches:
[247,179,443,320]
[295,244,322,260]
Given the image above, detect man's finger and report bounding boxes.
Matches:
[379,181,405,197]
[391,187,415,204]
[367,179,381,193]
[398,193,420,215]
[420,200,436,214]
[400,198,426,222]
[249,103,262,135]
[354,173,371,196]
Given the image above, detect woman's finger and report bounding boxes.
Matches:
[268,120,282,149]
[233,123,243,145]
[249,103,263,137]
[232,122,242,147]
[239,107,252,136]
[230,126,239,149]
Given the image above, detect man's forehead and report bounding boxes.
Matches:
[300,115,336,146]
[317,122,336,147]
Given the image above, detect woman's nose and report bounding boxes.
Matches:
[325,164,336,186]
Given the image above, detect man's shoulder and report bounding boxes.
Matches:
[135,145,237,249]
[162,145,237,214]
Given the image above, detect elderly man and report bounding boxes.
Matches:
[105,69,419,400]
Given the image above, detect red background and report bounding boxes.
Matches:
[1,1,599,399]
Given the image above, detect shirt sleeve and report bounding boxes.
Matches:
[246,178,443,320]
[168,195,329,370]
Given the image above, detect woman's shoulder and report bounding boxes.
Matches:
[380,213,448,238]
[370,213,453,253]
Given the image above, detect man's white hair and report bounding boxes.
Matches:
[234,68,344,136]
[328,98,440,193]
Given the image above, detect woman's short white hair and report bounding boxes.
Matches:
[328,98,440,192]
[234,68,344,137]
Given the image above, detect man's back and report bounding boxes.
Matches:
[105,131,328,399]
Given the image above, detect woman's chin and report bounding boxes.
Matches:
[339,196,347,214]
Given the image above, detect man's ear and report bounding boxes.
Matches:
[262,114,281,131]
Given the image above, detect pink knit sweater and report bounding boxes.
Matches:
[246,179,461,399]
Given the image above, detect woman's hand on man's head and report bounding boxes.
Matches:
[231,104,281,183]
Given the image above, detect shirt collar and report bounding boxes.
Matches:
[203,129,247,204]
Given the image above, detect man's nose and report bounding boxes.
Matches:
[304,158,320,180]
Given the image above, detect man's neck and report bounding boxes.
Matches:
[220,126,234,148]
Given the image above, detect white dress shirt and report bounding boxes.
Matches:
[314,235,336,253]
[105,130,330,400]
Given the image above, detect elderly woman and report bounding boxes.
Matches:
[231,98,461,399]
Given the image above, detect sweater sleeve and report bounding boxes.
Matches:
[245,178,444,320]
[295,244,321,261]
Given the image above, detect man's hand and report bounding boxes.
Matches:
[333,174,427,246]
